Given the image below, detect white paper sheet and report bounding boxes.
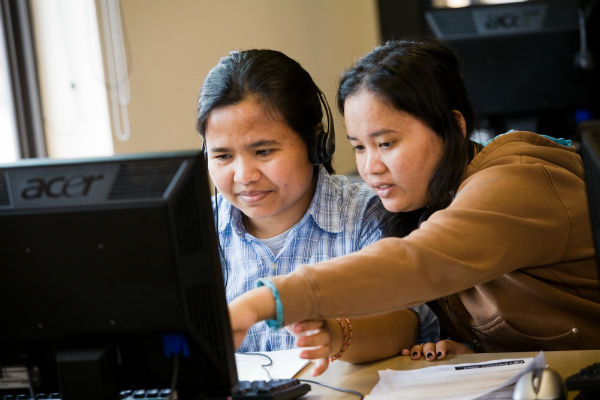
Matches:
[235,348,310,381]
[365,352,547,400]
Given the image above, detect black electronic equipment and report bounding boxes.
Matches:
[423,0,600,137]
[0,151,237,399]
[310,88,336,166]
[564,121,600,396]
[579,121,600,273]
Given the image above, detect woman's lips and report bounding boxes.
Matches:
[371,183,393,197]
[238,190,270,203]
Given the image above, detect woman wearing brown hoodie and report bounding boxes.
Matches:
[228,38,599,369]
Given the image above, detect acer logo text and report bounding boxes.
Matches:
[21,175,104,199]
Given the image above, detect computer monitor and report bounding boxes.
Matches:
[580,120,600,273]
[0,150,237,399]
[423,0,600,137]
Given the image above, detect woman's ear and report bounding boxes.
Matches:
[452,110,467,138]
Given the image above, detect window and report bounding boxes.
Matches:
[30,0,114,158]
[0,0,116,161]
[0,13,19,163]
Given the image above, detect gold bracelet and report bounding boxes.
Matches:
[329,318,353,362]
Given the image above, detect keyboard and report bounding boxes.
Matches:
[0,391,173,399]
[233,379,311,399]
[566,362,600,394]
[1,378,310,400]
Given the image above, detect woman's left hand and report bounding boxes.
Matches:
[288,319,339,376]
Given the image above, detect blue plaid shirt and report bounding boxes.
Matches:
[215,167,439,351]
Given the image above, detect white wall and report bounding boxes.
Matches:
[113,0,381,174]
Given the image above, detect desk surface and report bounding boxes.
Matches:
[296,350,600,399]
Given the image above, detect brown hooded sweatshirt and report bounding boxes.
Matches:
[271,131,599,352]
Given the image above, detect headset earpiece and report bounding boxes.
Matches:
[201,141,208,160]
[315,127,332,164]
[310,89,335,165]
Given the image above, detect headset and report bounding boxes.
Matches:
[310,88,336,166]
[201,142,207,159]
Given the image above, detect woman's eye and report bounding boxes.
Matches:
[214,154,231,161]
[379,141,393,149]
[352,144,365,152]
[256,149,273,157]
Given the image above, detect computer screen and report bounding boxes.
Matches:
[580,120,600,274]
[0,150,237,399]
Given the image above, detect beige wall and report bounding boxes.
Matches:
[113,0,380,174]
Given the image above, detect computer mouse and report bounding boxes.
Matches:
[513,367,566,400]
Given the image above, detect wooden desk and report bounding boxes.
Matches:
[296,350,600,399]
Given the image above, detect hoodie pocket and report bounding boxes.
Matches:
[472,315,585,352]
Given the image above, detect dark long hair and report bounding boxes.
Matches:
[337,38,476,237]
[196,49,334,173]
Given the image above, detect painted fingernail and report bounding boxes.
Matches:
[427,352,433,359]
[412,352,418,357]
[437,352,442,358]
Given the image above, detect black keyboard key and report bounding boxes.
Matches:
[132,389,147,398]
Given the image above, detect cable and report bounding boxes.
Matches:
[25,364,37,400]
[574,3,594,71]
[243,352,274,380]
[167,353,180,400]
[99,0,131,141]
[213,187,229,288]
[299,379,364,400]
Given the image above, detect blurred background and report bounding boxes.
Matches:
[1,0,598,175]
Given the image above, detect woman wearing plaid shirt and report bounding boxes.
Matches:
[196,49,439,374]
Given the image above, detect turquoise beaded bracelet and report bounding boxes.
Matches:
[256,278,284,330]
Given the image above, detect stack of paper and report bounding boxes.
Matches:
[366,352,546,400]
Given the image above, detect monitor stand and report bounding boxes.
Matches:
[56,344,119,400]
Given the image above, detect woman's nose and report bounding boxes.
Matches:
[233,158,260,184]
[362,150,386,175]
